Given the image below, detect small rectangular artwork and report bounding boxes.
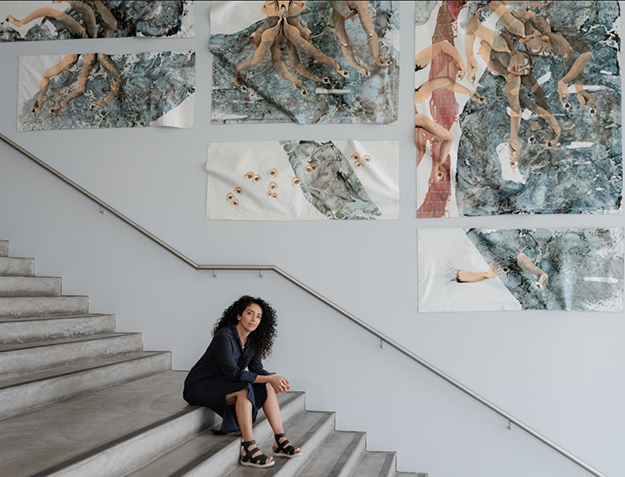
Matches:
[209,1,400,124]
[0,1,194,41]
[206,140,399,220]
[415,1,622,218]
[17,51,196,131]
[418,228,624,312]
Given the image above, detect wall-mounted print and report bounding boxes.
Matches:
[415,1,622,218]
[0,1,194,42]
[206,140,399,220]
[209,1,400,125]
[17,50,195,131]
[418,228,624,312]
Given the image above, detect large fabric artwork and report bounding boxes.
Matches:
[418,228,624,312]
[0,1,194,42]
[17,51,195,131]
[206,140,399,220]
[415,1,622,218]
[209,1,400,125]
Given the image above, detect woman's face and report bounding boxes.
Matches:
[237,303,263,333]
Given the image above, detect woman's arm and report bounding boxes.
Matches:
[255,374,290,394]
[211,332,258,383]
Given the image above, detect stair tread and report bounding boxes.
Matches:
[126,392,303,477]
[0,371,192,477]
[297,431,365,477]
[224,411,335,477]
[0,331,140,353]
[351,451,397,477]
[0,350,166,390]
[0,313,113,323]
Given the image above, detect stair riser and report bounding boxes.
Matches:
[0,277,62,297]
[0,352,171,419]
[0,334,144,377]
[0,257,34,276]
[187,406,332,477]
[0,296,89,317]
[52,407,219,477]
[0,241,8,257]
[186,393,307,477]
[335,435,367,477]
[0,316,116,344]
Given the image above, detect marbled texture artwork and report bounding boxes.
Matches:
[418,228,624,312]
[206,140,399,220]
[415,1,622,218]
[209,1,400,124]
[18,51,195,131]
[0,1,194,42]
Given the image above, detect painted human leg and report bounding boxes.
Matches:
[415,114,453,180]
[33,54,79,113]
[92,53,123,108]
[51,53,97,112]
[271,42,304,91]
[349,1,386,67]
[333,9,369,76]
[415,40,465,79]
[282,21,345,75]
[234,22,282,88]
[5,8,86,38]
[286,41,322,83]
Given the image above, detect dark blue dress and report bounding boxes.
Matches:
[183,325,270,433]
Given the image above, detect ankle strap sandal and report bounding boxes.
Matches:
[241,440,275,468]
[273,433,302,458]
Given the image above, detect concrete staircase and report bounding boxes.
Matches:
[0,240,424,477]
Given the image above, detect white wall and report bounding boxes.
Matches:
[0,2,623,476]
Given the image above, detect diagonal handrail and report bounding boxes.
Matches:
[0,133,607,477]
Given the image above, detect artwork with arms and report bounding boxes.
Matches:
[0,1,194,41]
[209,1,400,124]
[418,228,624,312]
[415,1,621,217]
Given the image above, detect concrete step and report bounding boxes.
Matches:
[395,474,428,477]
[0,350,171,420]
[0,371,216,477]
[0,295,89,317]
[298,431,366,477]
[0,240,8,257]
[223,411,336,477]
[0,313,116,344]
[0,276,62,297]
[0,332,143,377]
[0,257,34,276]
[126,392,306,477]
[351,451,397,477]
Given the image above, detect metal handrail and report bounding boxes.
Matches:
[0,133,607,477]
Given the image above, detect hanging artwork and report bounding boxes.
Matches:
[209,1,400,125]
[206,140,399,220]
[415,1,622,218]
[0,1,194,42]
[17,50,195,131]
[418,228,624,312]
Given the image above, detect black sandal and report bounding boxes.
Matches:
[273,433,302,458]
[240,440,275,468]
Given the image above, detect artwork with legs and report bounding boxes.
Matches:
[0,1,194,41]
[206,140,399,220]
[415,1,621,217]
[418,228,624,312]
[210,1,399,124]
[18,50,196,131]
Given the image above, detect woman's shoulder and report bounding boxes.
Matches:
[212,325,236,343]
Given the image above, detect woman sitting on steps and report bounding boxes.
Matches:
[183,295,301,468]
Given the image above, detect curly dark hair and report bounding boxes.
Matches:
[212,295,278,358]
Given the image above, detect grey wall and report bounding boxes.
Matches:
[1,2,623,476]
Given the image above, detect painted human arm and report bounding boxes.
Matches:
[488,1,525,37]
[456,263,502,283]
[415,40,465,79]
[558,52,593,104]
[516,252,549,290]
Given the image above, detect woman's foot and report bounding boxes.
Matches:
[273,433,302,458]
[241,440,274,468]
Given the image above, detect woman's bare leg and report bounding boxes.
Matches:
[263,384,300,454]
[225,388,274,463]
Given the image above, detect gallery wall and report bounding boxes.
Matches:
[0,2,623,476]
